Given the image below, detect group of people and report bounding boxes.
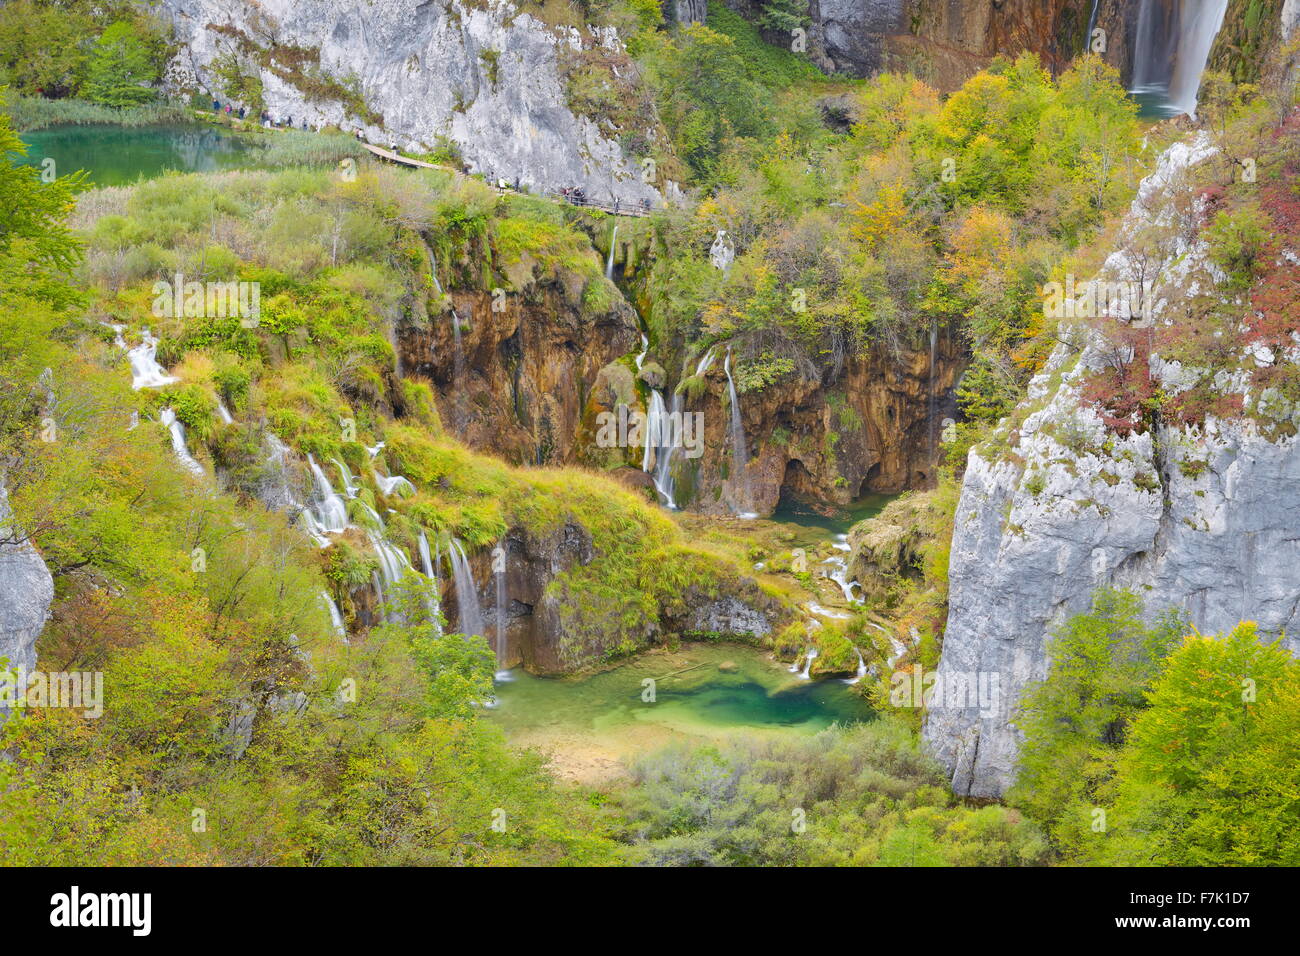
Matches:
[209,99,309,131]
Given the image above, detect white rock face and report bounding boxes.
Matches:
[0,485,53,676]
[924,134,1300,798]
[158,0,662,206]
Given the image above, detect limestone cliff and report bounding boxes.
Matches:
[924,133,1300,798]
[157,0,663,206]
[0,485,54,677]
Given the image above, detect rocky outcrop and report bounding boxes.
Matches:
[157,0,663,206]
[626,335,961,516]
[399,271,639,466]
[0,486,54,676]
[449,520,791,673]
[924,134,1300,798]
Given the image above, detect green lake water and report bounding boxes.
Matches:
[486,644,872,781]
[17,123,255,187]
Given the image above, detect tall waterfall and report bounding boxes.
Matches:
[723,348,756,518]
[1130,0,1229,116]
[416,529,443,635]
[653,349,714,510]
[605,223,619,280]
[494,549,510,678]
[431,253,468,431]
[449,539,486,640]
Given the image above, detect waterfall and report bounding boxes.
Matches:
[416,529,443,635]
[844,647,868,685]
[1083,0,1100,52]
[605,223,619,280]
[823,554,861,604]
[307,454,348,533]
[372,468,415,497]
[1167,0,1228,115]
[331,457,359,498]
[449,539,486,639]
[641,388,667,473]
[798,647,818,680]
[159,408,205,477]
[494,551,510,678]
[216,402,234,425]
[927,321,938,470]
[321,590,347,642]
[431,253,468,431]
[1130,0,1229,116]
[126,329,178,390]
[723,348,756,518]
[652,349,714,510]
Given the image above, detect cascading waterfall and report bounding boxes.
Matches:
[651,349,714,510]
[216,402,234,425]
[321,591,347,641]
[723,347,756,518]
[416,529,443,636]
[1083,0,1101,52]
[332,458,359,498]
[494,549,510,679]
[449,539,486,640]
[844,647,868,685]
[127,328,179,390]
[159,408,205,477]
[1130,0,1229,116]
[432,256,469,433]
[307,454,349,533]
[372,468,415,497]
[605,223,619,280]
[798,647,818,680]
[641,389,667,473]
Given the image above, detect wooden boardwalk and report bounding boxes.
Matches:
[362,142,653,218]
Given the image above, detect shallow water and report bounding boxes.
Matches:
[17,123,254,186]
[767,493,895,550]
[486,644,872,783]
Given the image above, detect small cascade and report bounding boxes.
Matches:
[605,223,619,280]
[307,454,348,533]
[321,591,347,642]
[493,549,510,680]
[127,329,179,390]
[416,528,443,635]
[1083,0,1100,52]
[823,554,861,604]
[723,347,756,518]
[634,333,648,371]
[159,408,205,477]
[365,442,385,459]
[372,468,415,497]
[216,402,234,425]
[449,539,486,639]
[844,647,868,685]
[927,321,938,470]
[798,647,818,680]
[331,457,359,498]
